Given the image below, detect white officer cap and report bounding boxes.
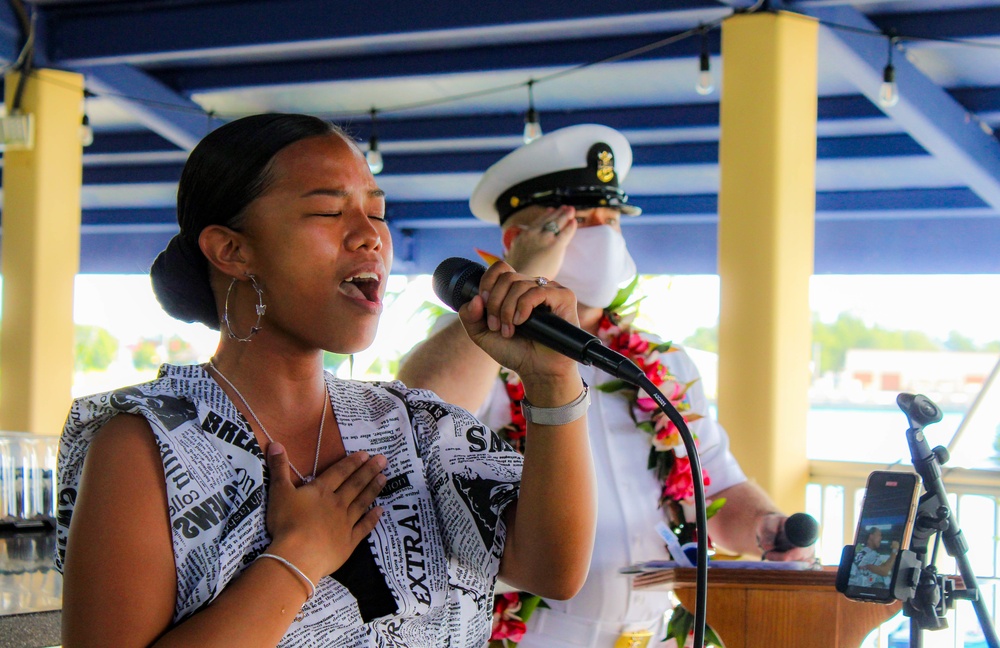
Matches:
[469,123,642,226]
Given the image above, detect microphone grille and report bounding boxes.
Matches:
[785,512,820,547]
[432,257,485,311]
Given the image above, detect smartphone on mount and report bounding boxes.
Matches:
[840,470,922,603]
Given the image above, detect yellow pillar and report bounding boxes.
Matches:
[2,69,84,436]
[716,12,817,514]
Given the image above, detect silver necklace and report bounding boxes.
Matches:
[208,359,326,484]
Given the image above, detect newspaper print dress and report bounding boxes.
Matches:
[56,364,523,647]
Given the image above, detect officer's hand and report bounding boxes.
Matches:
[505,205,578,279]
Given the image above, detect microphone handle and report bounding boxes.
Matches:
[518,310,647,385]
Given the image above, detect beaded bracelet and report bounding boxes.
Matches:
[255,552,316,600]
[520,381,591,426]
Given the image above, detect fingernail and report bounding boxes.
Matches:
[481,290,490,303]
[502,324,511,337]
[488,314,499,331]
[268,442,285,456]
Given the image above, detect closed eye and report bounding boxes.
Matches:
[311,212,342,217]
[370,214,387,222]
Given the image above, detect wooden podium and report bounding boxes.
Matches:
[632,566,901,648]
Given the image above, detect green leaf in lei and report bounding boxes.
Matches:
[664,605,726,647]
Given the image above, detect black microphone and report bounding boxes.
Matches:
[772,512,820,553]
[432,257,646,385]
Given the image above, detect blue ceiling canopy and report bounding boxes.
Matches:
[2,0,1000,274]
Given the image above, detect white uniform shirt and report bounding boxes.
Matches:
[477,346,747,647]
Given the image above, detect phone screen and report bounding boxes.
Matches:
[842,471,921,602]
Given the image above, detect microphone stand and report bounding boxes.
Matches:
[632,373,709,648]
[894,393,999,648]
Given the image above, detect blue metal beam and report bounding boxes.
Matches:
[64,133,928,184]
[44,0,722,65]
[45,213,1000,276]
[85,130,182,155]
[798,5,1000,211]
[149,29,718,95]
[73,64,218,150]
[389,216,1000,275]
[69,95,888,158]
[815,217,1000,274]
[950,87,1000,114]
[68,95,897,163]
[867,6,1000,40]
[59,188,987,234]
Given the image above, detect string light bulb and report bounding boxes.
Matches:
[80,91,94,147]
[366,108,383,174]
[523,80,542,144]
[695,26,714,96]
[79,113,94,147]
[878,36,899,108]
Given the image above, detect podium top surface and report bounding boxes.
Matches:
[632,564,838,591]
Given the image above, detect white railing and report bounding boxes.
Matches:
[808,460,999,647]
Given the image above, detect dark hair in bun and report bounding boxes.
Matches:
[150,113,344,328]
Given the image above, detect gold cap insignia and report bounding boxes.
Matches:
[596,149,614,183]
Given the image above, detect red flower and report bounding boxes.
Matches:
[661,455,710,502]
[652,418,681,450]
[634,355,668,385]
[623,332,650,355]
[505,380,525,402]
[504,380,527,442]
[492,618,527,643]
[491,593,527,642]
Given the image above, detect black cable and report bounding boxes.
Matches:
[8,0,34,113]
[636,374,709,648]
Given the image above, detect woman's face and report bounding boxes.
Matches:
[240,133,392,354]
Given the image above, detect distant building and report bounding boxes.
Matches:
[838,349,999,406]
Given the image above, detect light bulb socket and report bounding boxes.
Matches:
[699,24,713,69]
[368,133,380,152]
[883,63,895,84]
[524,107,538,124]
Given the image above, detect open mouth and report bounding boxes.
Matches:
[341,272,381,303]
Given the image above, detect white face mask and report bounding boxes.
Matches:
[554,226,637,309]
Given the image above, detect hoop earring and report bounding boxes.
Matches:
[223,274,266,342]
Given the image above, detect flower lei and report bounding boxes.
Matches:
[488,308,724,646]
[594,309,717,532]
[497,309,718,533]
